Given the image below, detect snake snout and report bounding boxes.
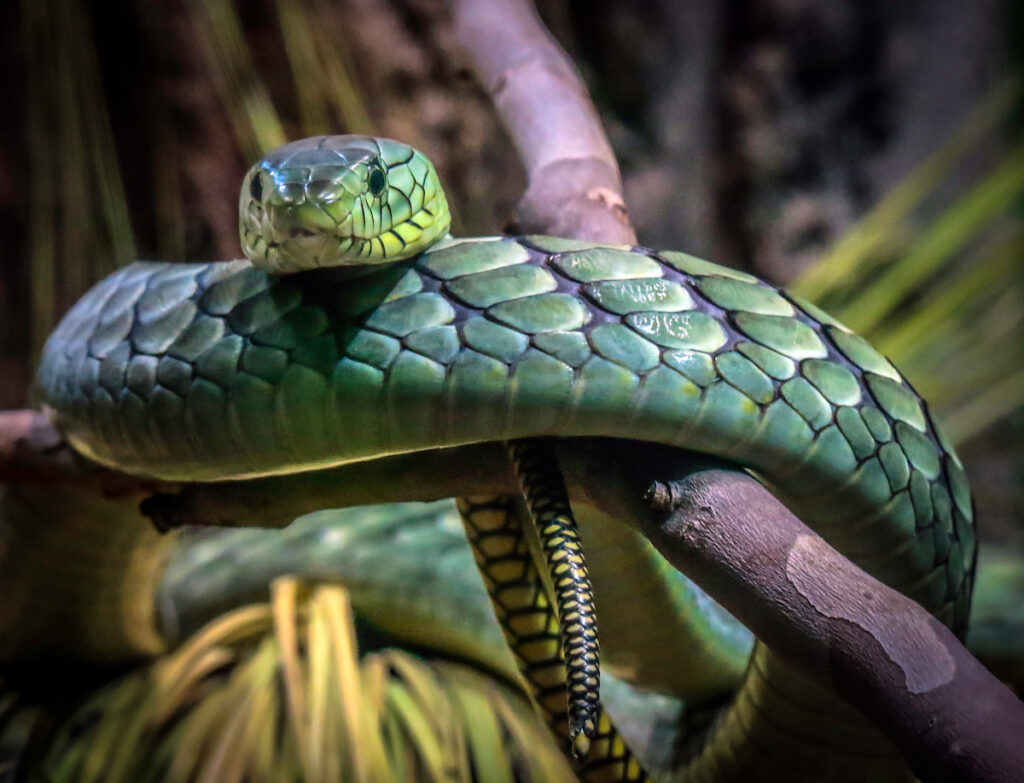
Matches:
[263,200,344,240]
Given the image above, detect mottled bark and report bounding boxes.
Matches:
[560,441,1024,783]
[451,0,634,244]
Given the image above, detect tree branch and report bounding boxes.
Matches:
[559,440,1024,783]
[0,409,82,480]
[0,410,167,496]
[450,0,634,244]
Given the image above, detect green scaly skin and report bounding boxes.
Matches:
[35,136,976,781]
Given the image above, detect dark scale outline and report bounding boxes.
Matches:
[456,494,648,781]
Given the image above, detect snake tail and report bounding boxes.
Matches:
[457,494,646,782]
[456,495,567,727]
[582,710,647,783]
[507,439,601,760]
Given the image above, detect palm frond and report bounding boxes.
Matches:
[22,0,136,354]
[185,0,286,159]
[791,76,1024,444]
[36,578,573,783]
[274,0,374,137]
[791,76,1021,305]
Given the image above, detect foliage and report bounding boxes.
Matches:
[790,76,1024,444]
[35,578,572,783]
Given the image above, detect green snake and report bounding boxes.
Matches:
[32,135,976,781]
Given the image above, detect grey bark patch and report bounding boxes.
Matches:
[786,534,955,694]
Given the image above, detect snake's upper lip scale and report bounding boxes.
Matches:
[263,235,321,250]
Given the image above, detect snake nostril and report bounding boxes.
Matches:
[249,173,263,202]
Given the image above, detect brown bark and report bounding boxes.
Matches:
[450,0,635,245]
[0,409,168,498]
[558,440,1024,783]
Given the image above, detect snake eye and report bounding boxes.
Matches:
[249,173,263,202]
[368,167,386,197]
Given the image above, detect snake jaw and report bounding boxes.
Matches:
[239,135,451,273]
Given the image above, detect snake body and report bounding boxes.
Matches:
[35,136,976,781]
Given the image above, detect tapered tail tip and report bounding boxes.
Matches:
[571,719,596,760]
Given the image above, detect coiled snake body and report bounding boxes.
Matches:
[35,136,975,781]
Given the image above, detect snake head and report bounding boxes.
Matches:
[240,135,451,273]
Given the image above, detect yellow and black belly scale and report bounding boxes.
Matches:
[507,440,601,756]
[457,488,646,782]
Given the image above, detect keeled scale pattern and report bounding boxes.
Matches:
[457,495,646,782]
[39,235,974,629]
[508,439,602,760]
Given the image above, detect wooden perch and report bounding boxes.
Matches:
[0,409,168,497]
[0,409,85,481]
[559,441,1024,783]
[450,0,635,245]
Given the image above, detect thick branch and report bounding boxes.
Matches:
[0,411,515,529]
[559,440,1024,783]
[0,410,166,496]
[138,444,516,531]
[0,409,81,480]
[449,0,635,244]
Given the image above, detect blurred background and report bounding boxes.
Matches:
[0,1,1022,776]
[1,0,1020,545]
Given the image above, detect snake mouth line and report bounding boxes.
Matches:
[263,227,322,250]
